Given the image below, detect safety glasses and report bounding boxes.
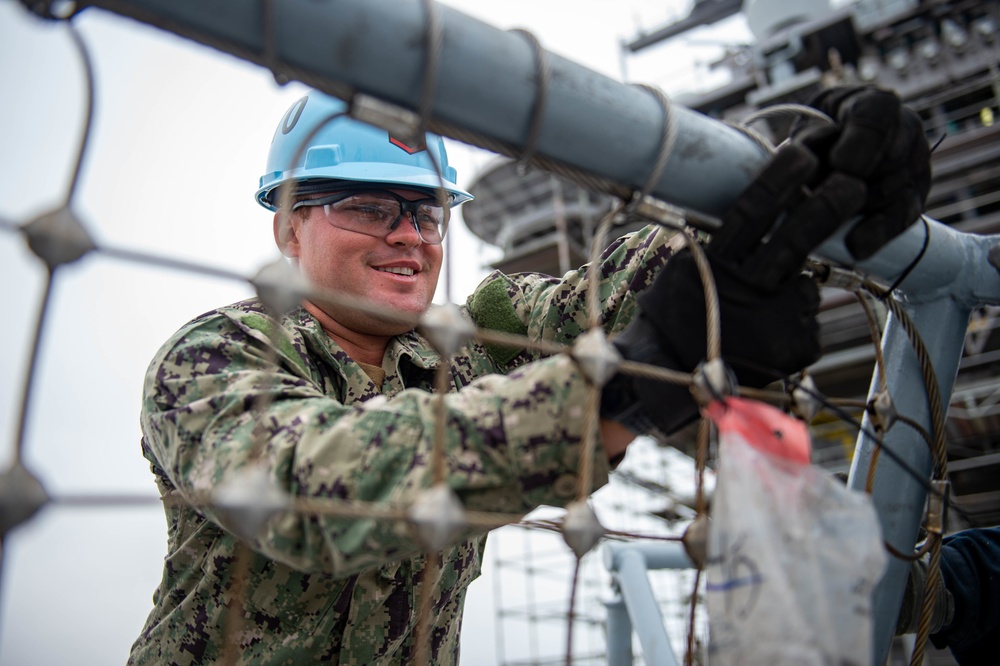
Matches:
[291,189,450,245]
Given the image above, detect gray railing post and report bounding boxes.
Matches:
[603,541,695,665]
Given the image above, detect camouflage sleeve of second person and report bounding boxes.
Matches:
[467,224,682,366]
[141,305,603,579]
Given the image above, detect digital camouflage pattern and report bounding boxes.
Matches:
[129,225,679,665]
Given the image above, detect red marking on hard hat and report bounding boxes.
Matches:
[389,135,426,154]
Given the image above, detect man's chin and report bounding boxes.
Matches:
[309,297,427,337]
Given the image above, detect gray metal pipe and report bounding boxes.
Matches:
[66,0,769,218]
[835,229,1000,664]
[59,1,996,299]
[603,543,690,666]
[603,592,633,666]
[604,540,695,572]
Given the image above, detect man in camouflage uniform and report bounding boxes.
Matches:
[130,87,930,664]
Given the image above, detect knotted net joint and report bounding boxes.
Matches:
[0,463,50,538]
[791,373,822,423]
[21,206,96,269]
[562,500,606,558]
[690,358,736,406]
[213,464,291,541]
[252,259,313,315]
[682,513,709,570]
[408,484,467,551]
[418,304,475,357]
[869,389,898,433]
[571,328,622,387]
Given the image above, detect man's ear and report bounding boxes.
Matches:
[273,211,301,258]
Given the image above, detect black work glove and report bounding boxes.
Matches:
[792,86,932,260]
[895,555,954,637]
[602,139,866,436]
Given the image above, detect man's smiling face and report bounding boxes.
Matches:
[278,187,443,337]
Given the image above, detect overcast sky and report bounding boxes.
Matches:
[0,1,749,663]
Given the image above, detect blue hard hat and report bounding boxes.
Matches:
[255,91,472,211]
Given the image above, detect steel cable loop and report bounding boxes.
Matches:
[864,436,885,496]
[575,384,602,501]
[563,557,585,666]
[727,103,835,159]
[585,203,627,329]
[911,534,944,666]
[726,102,837,184]
[884,535,935,562]
[856,290,889,395]
[221,542,252,666]
[64,21,96,206]
[853,289,942,530]
[431,364,451,487]
[725,121,777,157]
[856,290,889,495]
[739,103,834,129]
[508,28,551,176]
[261,0,290,85]
[682,231,723,364]
[862,281,948,477]
[11,273,55,465]
[686,417,712,664]
[416,0,444,140]
[414,551,441,666]
[685,567,703,666]
[627,84,679,214]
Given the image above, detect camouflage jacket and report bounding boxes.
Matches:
[129,225,678,665]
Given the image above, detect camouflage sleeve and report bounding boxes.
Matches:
[467,225,683,362]
[141,312,604,578]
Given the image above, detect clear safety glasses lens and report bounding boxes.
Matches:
[292,190,450,244]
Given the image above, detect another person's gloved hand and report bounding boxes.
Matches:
[895,554,954,636]
[792,85,932,259]
[602,137,866,436]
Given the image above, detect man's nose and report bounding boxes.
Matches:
[385,213,423,246]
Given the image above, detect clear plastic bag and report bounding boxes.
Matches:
[704,397,886,665]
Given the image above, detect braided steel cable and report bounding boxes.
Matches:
[508,28,551,176]
[862,280,948,477]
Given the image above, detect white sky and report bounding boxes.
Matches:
[0,1,749,663]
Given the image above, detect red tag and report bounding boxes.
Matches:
[705,397,811,464]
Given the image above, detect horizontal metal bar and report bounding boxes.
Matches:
[67,0,769,219]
